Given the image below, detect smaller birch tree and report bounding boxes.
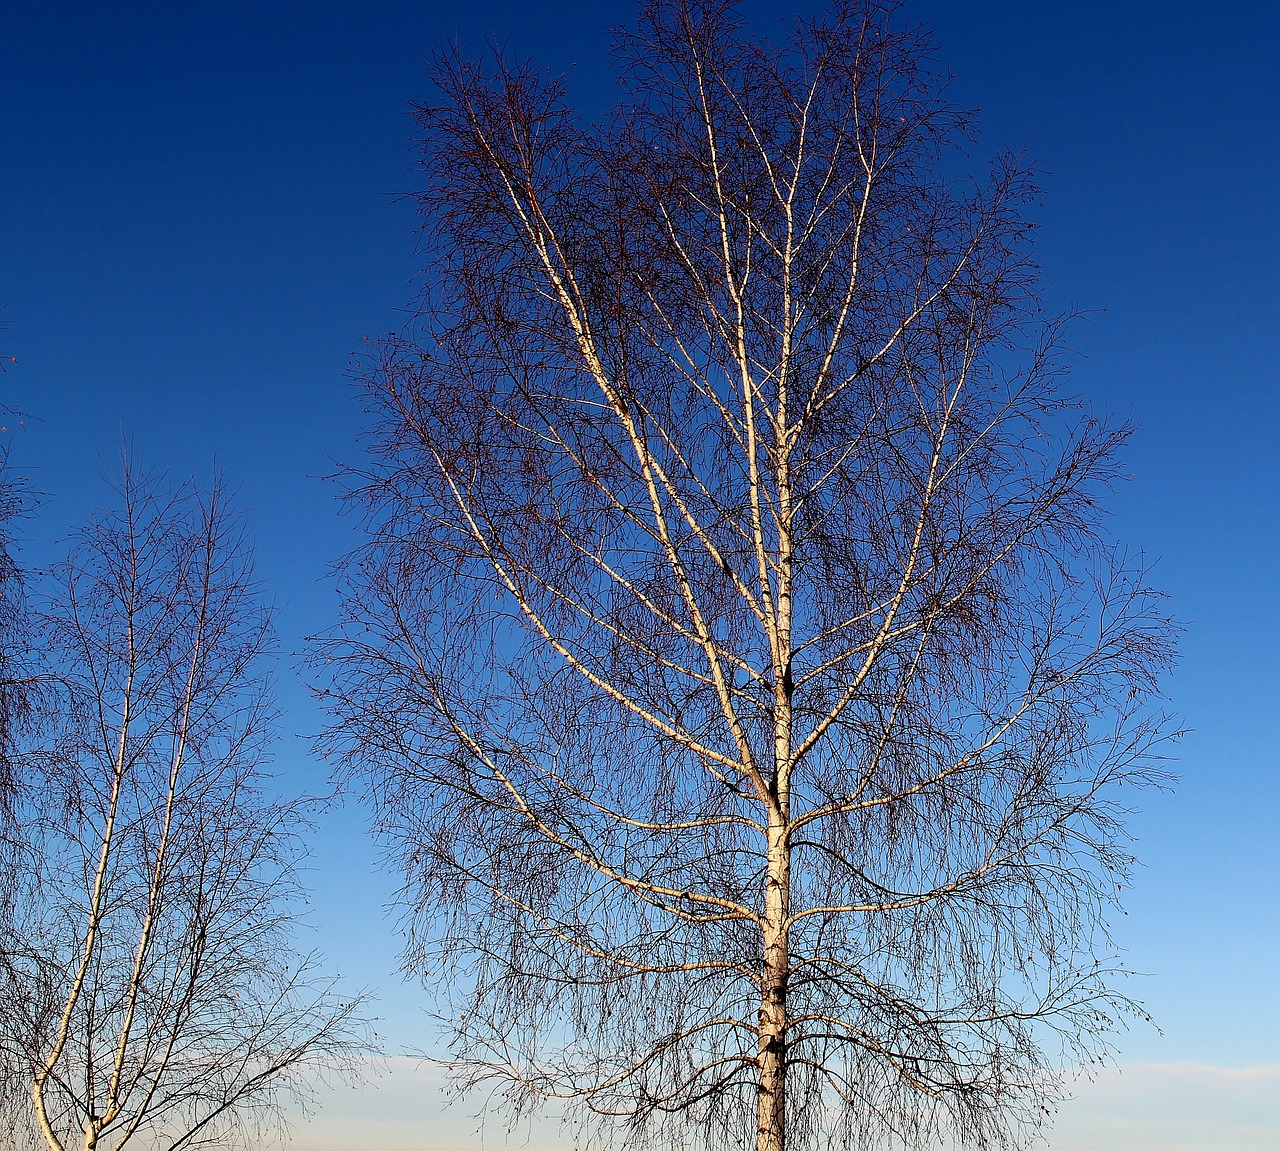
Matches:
[0,458,368,1151]
[0,434,41,1136]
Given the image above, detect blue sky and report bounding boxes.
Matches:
[3,1,1278,1147]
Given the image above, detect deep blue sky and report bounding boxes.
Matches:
[4,2,1278,1147]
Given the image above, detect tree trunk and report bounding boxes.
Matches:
[758,818,790,1151]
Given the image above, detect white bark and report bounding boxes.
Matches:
[321,5,1178,1150]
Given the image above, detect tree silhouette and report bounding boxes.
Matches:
[321,3,1178,1149]
[2,458,369,1151]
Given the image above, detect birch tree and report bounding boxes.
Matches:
[0,446,27,806]
[0,424,34,810]
[321,3,1177,1149]
[1,459,367,1151]
[0,435,39,1139]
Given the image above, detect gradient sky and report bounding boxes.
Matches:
[3,2,1278,1148]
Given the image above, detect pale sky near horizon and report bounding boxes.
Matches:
[3,1,1278,1148]
[283,1059,1280,1151]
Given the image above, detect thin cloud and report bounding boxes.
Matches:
[1049,1061,1280,1151]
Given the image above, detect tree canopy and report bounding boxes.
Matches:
[323,3,1178,1149]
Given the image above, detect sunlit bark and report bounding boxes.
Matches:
[320,3,1177,1149]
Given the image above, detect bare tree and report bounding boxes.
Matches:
[320,3,1177,1150]
[0,429,41,1142]
[0,358,36,807]
[0,438,31,804]
[0,457,369,1151]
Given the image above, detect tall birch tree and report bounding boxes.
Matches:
[321,3,1177,1149]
